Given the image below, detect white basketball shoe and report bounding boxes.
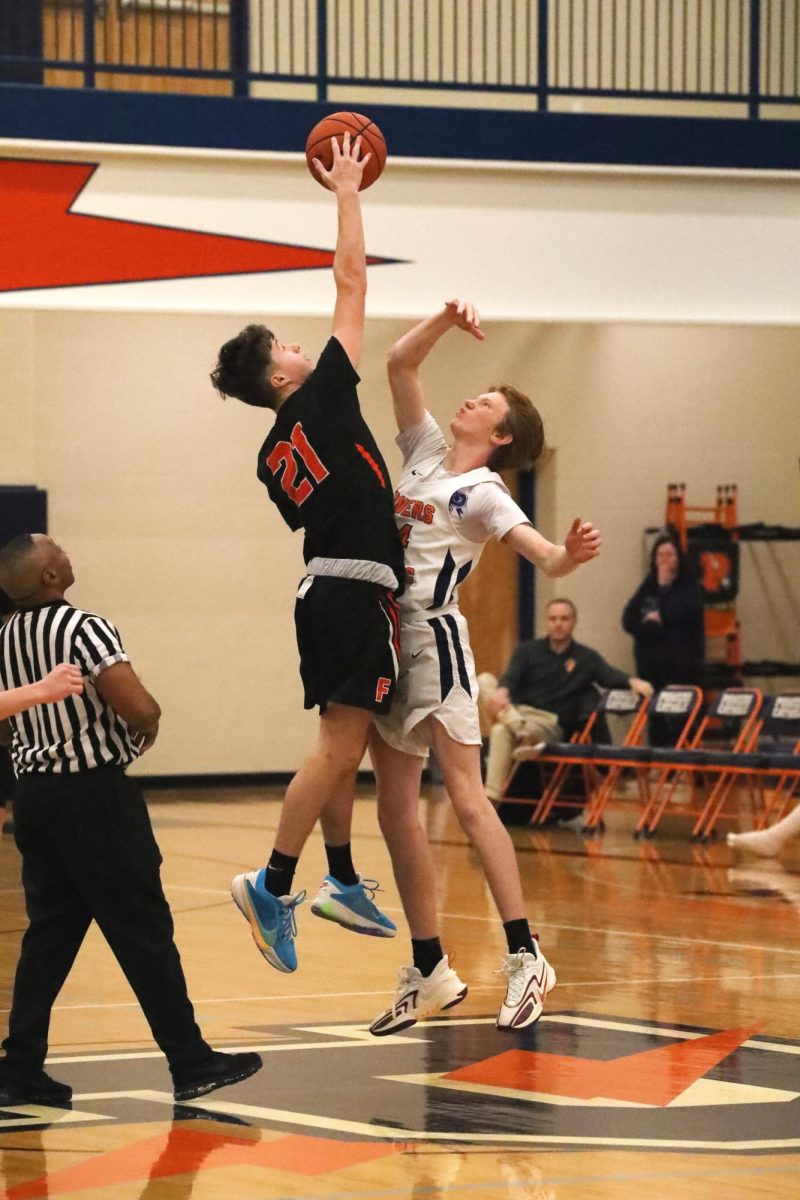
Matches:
[369,955,468,1036]
[497,945,556,1030]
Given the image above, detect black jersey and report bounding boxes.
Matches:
[256,337,405,592]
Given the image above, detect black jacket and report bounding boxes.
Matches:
[622,577,704,688]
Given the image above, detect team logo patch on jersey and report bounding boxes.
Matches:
[448,490,467,518]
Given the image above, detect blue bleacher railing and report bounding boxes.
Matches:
[0,0,797,120]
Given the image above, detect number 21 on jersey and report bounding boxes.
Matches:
[267,422,328,506]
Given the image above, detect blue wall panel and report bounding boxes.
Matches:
[0,85,798,171]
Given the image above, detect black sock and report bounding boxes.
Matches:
[264,849,298,898]
[503,918,536,956]
[412,937,444,977]
[325,842,358,887]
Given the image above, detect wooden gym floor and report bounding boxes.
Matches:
[1,781,799,1199]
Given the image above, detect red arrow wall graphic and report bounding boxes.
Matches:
[0,159,389,293]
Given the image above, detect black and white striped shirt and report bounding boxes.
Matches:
[0,600,139,774]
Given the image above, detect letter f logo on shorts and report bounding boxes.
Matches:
[375,677,392,703]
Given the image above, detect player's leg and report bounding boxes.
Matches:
[368,725,467,1035]
[429,718,556,1030]
[233,577,400,969]
[232,701,373,971]
[311,769,396,938]
[303,578,400,938]
[371,726,435,937]
[317,782,355,851]
[276,703,372,856]
[429,718,527,921]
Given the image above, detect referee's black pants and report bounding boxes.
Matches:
[3,767,211,1074]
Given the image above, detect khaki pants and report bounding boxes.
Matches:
[477,673,562,801]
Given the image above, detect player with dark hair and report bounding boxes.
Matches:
[212,135,404,973]
[368,300,602,1034]
[211,324,281,410]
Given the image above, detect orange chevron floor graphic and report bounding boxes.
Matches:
[444,1025,761,1105]
[4,1127,405,1198]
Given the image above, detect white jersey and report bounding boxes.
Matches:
[394,412,529,620]
[374,413,530,757]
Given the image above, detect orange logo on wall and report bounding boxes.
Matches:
[700,551,732,594]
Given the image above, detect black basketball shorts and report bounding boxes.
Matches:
[294,575,401,714]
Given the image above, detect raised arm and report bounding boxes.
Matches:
[503,517,602,578]
[387,299,484,432]
[311,134,370,369]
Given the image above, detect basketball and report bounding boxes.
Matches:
[305,112,387,191]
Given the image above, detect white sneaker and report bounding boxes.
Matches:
[497,946,556,1030]
[369,955,468,1037]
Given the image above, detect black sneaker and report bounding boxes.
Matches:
[0,1062,72,1107]
[172,1050,262,1103]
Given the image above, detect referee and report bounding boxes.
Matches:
[0,533,261,1106]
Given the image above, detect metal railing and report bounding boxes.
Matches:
[0,0,797,118]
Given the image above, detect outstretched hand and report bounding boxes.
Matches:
[312,132,371,193]
[444,299,485,341]
[564,517,602,565]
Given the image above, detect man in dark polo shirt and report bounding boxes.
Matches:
[480,598,652,802]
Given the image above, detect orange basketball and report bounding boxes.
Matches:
[305,112,387,191]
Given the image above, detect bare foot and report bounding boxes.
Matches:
[727,828,784,858]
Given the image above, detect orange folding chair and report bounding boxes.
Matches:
[497,698,604,826]
[525,688,650,828]
[579,685,704,836]
[696,691,800,840]
[632,687,762,840]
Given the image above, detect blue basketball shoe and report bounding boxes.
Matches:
[310,875,397,937]
[231,869,305,973]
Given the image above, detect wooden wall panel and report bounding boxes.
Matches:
[43,3,232,95]
[459,468,520,681]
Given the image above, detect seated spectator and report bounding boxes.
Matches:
[622,534,704,690]
[479,598,652,802]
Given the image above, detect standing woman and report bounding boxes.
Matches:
[622,534,705,691]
